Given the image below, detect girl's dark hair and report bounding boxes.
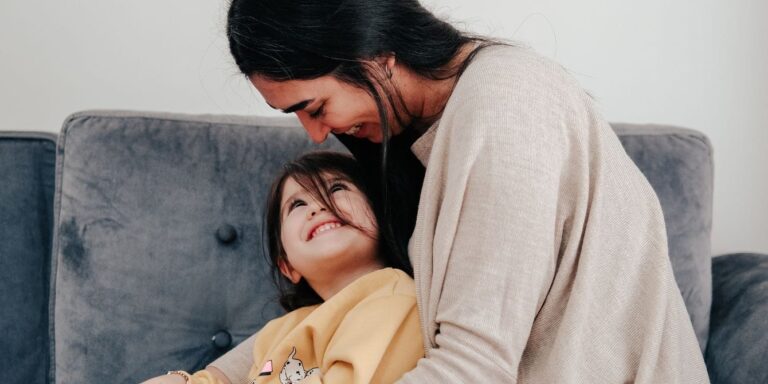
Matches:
[228,0,501,274]
[265,151,411,311]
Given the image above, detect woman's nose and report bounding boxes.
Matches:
[297,114,331,143]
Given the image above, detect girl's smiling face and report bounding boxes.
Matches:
[277,173,381,289]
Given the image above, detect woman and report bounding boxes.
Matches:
[213,0,708,382]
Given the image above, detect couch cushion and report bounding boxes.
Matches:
[50,111,345,383]
[706,253,768,384]
[0,132,57,384]
[614,123,713,353]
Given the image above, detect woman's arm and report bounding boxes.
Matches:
[397,48,588,383]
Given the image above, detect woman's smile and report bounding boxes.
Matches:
[249,74,393,144]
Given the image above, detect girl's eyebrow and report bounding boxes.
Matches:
[281,190,303,214]
[280,177,349,215]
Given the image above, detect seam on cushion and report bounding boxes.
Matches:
[0,131,57,143]
[670,133,715,230]
[611,123,708,138]
[65,109,301,129]
[47,119,71,384]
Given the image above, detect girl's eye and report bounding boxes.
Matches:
[288,199,306,212]
[330,182,349,193]
[309,105,325,119]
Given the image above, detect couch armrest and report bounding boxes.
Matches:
[705,253,768,384]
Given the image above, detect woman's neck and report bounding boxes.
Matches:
[395,42,481,132]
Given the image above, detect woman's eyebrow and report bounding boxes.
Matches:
[269,99,314,114]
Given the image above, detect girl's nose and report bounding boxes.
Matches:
[306,201,327,219]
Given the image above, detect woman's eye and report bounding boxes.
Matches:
[308,105,324,119]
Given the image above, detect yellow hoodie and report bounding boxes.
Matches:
[187,268,423,384]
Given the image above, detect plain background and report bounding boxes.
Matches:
[1,0,765,256]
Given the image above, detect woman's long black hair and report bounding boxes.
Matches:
[228,0,499,274]
[265,152,408,311]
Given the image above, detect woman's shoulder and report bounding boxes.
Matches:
[436,43,597,144]
[463,43,572,83]
[452,43,588,109]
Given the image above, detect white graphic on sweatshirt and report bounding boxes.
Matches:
[278,347,319,384]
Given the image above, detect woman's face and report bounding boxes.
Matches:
[278,173,380,285]
[250,74,403,144]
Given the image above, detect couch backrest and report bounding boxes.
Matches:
[50,111,346,383]
[50,112,713,382]
[0,132,57,384]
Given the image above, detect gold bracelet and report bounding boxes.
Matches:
[166,370,192,384]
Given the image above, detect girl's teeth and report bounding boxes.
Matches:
[312,222,341,238]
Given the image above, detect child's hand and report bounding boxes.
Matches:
[139,374,187,384]
[139,367,232,384]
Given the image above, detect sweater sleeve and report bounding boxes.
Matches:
[188,370,226,384]
[207,331,257,383]
[302,293,423,384]
[398,51,583,383]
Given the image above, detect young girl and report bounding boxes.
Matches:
[143,151,423,384]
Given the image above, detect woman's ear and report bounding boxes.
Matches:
[365,54,396,79]
[278,258,302,284]
[384,54,396,72]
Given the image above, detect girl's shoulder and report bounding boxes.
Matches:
[333,268,416,304]
[388,268,416,297]
[260,304,319,335]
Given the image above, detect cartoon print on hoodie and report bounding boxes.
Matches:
[278,347,319,384]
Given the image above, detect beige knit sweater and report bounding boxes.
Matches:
[398,45,708,383]
[212,45,709,383]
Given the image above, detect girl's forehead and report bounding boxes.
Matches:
[280,172,351,200]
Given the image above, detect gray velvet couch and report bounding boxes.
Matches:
[2,110,767,384]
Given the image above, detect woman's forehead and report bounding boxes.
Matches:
[250,75,332,110]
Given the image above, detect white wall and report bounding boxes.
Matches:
[1,0,765,255]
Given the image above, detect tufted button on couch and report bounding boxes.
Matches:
[1,110,766,383]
